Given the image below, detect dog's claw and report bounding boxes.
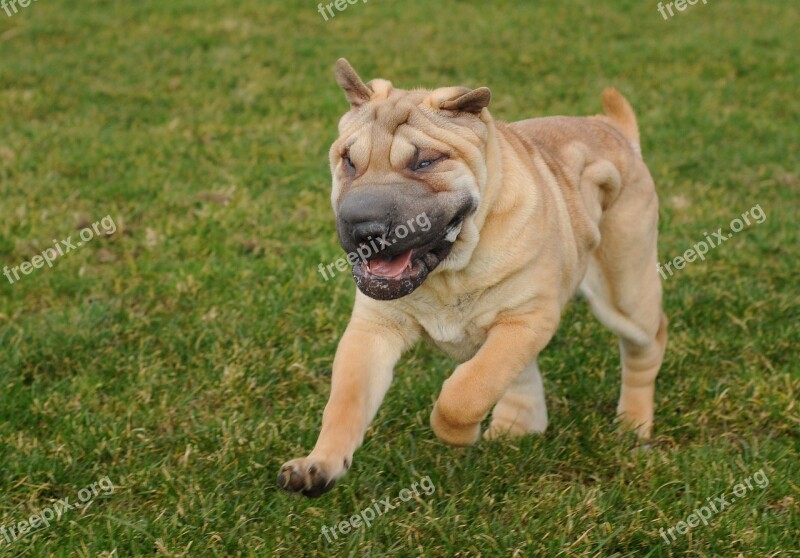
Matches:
[277,460,337,498]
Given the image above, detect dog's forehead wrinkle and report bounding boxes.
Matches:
[357,101,411,169]
[337,107,377,142]
[374,96,412,131]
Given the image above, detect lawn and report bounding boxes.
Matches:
[0,0,798,556]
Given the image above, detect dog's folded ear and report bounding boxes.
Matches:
[439,87,492,114]
[334,58,373,107]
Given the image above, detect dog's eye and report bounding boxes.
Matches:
[342,153,355,172]
[413,154,446,171]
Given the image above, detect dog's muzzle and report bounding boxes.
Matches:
[336,184,475,300]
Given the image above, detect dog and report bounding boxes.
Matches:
[278,59,668,497]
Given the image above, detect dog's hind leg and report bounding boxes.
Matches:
[579,167,668,439]
[483,359,548,440]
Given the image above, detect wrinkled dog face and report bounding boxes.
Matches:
[330,59,491,300]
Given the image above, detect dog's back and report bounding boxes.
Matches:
[508,90,655,219]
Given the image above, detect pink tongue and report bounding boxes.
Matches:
[367,250,413,278]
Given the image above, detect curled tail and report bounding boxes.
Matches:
[601,88,640,153]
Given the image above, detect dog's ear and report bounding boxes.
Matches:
[439,87,491,114]
[334,58,373,107]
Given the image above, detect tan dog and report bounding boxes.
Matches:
[278,59,668,497]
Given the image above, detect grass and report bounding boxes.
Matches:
[0,0,797,556]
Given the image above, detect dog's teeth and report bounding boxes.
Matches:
[445,223,463,243]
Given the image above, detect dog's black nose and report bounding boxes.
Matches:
[337,189,394,246]
[350,220,389,244]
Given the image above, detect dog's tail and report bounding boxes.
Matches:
[601,88,640,154]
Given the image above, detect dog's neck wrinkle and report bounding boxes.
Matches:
[479,122,544,223]
[473,119,506,227]
[428,118,504,280]
[436,120,534,281]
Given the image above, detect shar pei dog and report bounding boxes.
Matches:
[279,59,668,497]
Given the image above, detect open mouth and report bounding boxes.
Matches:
[352,220,464,300]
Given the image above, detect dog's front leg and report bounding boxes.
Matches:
[278,313,416,497]
[430,307,559,446]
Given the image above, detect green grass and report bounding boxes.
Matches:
[0,0,798,556]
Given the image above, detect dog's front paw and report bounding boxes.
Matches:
[430,401,481,446]
[277,455,348,498]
